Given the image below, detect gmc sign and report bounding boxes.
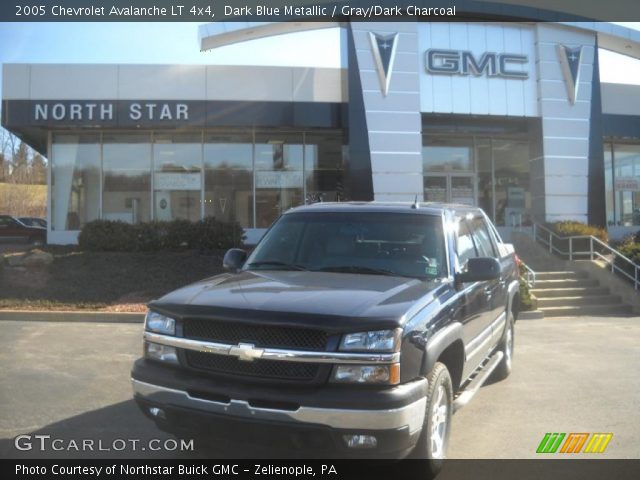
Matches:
[426,49,528,79]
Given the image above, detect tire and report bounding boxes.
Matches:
[492,311,515,381]
[29,237,44,247]
[410,362,453,477]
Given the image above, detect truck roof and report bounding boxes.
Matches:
[286,201,482,216]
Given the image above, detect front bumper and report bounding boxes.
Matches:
[132,359,428,456]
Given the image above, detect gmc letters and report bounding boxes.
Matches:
[426,49,528,79]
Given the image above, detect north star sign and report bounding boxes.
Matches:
[33,102,189,121]
[426,49,528,79]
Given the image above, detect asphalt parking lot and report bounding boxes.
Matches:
[0,315,639,459]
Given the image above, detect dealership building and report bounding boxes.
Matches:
[2,19,640,244]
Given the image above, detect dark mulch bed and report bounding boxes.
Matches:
[0,248,227,311]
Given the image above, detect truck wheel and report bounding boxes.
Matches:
[492,311,515,381]
[29,237,43,247]
[410,362,453,476]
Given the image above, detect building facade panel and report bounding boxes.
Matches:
[3,21,640,244]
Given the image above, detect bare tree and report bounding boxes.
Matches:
[0,127,47,217]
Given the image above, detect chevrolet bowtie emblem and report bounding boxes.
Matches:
[229,343,264,362]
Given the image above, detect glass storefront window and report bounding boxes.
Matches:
[423,138,474,172]
[254,132,304,228]
[49,128,345,233]
[492,140,530,227]
[204,132,254,228]
[103,134,151,224]
[476,139,493,219]
[51,134,100,230]
[304,131,345,203]
[153,134,202,222]
[422,134,531,226]
[605,142,640,226]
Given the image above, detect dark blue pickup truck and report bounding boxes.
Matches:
[132,202,519,474]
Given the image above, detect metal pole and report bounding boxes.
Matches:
[569,237,572,261]
[549,232,552,253]
[590,237,593,261]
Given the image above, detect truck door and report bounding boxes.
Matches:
[468,216,506,339]
[454,216,494,375]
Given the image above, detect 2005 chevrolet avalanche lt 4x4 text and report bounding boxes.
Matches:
[132,202,519,474]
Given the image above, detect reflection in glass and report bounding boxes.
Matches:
[254,132,304,228]
[304,131,345,203]
[51,134,100,231]
[492,140,530,227]
[153,134,202,222]
[423,138,473,172]
[204,132,253,228]
[607,143,640,226]
[424,176,447,202]
[103,134,151,224]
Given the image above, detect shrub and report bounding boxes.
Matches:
[618,240,640,264]
[192,217,246,251]
[517,262,534,312]
[79,217,245,252]
[78,220,137,252]
[161,219,195,250]
[550,221,608,244]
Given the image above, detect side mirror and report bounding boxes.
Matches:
[456,257,501,283]
[223,248,247,272]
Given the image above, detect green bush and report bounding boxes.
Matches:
[79,218,245,252]
[549,221,608,244]
[193,217,245,251]
[618,240,640,264]
[78,220,137,252]
[517,262,534,312]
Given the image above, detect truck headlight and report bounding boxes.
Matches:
[339,329,401,352]
[145,310,176,335]
[331,364,400,385]
[144,342,179,364]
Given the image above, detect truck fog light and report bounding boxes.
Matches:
[149,407,166,419]
[144,341,179,364]
[332,363,400,385]
[343,434,377,449]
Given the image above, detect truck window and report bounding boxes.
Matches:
[247,212,447,279]
[470,217,496,257]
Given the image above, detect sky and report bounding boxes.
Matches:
[0,21,639,90]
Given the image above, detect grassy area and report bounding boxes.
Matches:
[0,182,47,217]
[0,248,227,311]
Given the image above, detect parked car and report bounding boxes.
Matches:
[132,202,519,474]
[18,217,47,228]
[0,215,46,245]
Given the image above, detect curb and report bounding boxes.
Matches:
[518,310,545,320]
[0,310,145,323]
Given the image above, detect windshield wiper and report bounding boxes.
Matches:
[316,265,400,277]
[247,261,308,271]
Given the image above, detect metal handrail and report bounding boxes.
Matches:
[532,223,639,291]
[520,262,536,288]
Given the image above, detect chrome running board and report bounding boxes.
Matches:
[452,351,504,413]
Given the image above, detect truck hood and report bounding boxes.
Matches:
[151,271,446,331]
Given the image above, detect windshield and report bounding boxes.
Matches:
[245,211,447,280]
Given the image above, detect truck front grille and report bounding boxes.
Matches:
[183,318,328,351]
[185,351,320,381]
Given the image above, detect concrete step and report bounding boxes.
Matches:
[537,295,622,307]
[535,271,588,281]
[532,286,610,298]
[533,278,600,289]
[539,304,633,317]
